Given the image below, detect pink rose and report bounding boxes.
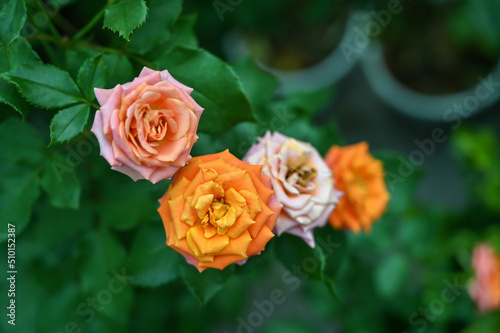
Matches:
[91,67,204,183]
[468,243,500,312]
[244,131,341,247]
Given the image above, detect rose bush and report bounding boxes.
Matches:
[468,243,500,313]
[244,131,341,248]
[158,150,282,272]
[324,142,389,233]
[91,67,204,183]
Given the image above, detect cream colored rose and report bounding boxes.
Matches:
[244,131,341,247]
[91,67,203,183]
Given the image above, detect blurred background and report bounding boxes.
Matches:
[186,0,500,207]
[1,0,500,332]
[183,1,500,332]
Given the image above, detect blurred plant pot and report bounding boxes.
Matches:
[360,0,500,121]
[223,6,366,93]
[361,42,500,121]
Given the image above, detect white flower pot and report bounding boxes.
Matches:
[223,12,370,93]
[360,42,500,121]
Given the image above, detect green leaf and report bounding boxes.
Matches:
[49,103,90,146]
[0,117,45,165]
[169,14,198,49]
[103,53,133,88]
[78,229,127,292]
[37,282,82,332]
[41,156,81,209]
[0,0,27,43]
[232,58,279,123]
[0,37,41,72]
[88,288,134,331]
[127,225,182,288]
[103,0,148,41]
[156,46,255,134]
[0,78,31,117]
[30,202,93,251]
[180,264,234,305]
[1,63,84,109]
[190,121,261,159]
[76,229,134,332]
[274,230,344,299]
[374,253,410,298]
[282,87,336,117]
[0,165,40,241]
[77,54,108,101]
[65,48,100,79]
[374,150,424,215]
[48,100,88,142]
[0,37,41,118]
[260,319,321,333]
[140,13,199,64]
[280,116,344,155]
[314,226,348,280]
[97,173,157,230]
[127,0,182,55]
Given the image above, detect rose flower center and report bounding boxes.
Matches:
[191,184,247,236]
[200,198,236,235]
[143,108,167,139]
[286,165,317,187]
[355,176,368,194]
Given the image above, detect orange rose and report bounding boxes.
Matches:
[324,142,389,232]
[468,243,500,312]
[158,150,282,272]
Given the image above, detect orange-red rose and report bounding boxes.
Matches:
[324,142,389,232]
[158,150,282,272]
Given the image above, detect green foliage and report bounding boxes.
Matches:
[49,103,90,145]
[30,202,93,252]
[280,117,343,155]
[78,229,127,291]
[0,118,44,239]
[1,63,84,108]
[127,225,182,287]
[41,156,81,209]
[374,253,410,298]
[274,228,347,299]
[96,176,157,230]
[127,0,182,55]
[452,126,500,212]
[102,53,134,87]
[157,46,256,134]
[232,58,280,123]
[0,117,45,165]
[0,37,41,118]
[180,264,234,304]
[374,150,424,215]
[1,1,499,332]
[103,0,148,41]
[77,54,108,100]
[0,0,27,43]
[0,165,40,239]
